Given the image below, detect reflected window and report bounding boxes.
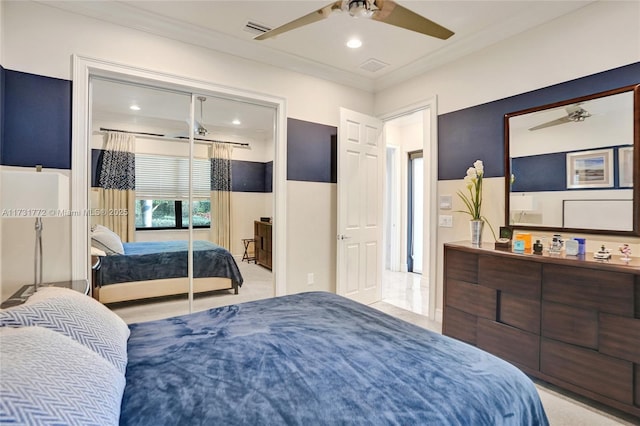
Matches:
[135,200,210,229]
[135,153,211,229]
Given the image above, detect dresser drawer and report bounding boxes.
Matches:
[443,306,477,345]
[479,255,541,299]
[541,338,633,404]
[542,301,598,349]
[599,314,640,364]
[477,318,540,371]
[444,248,478,283]
[543,264,634,316]
[446,278,496,320]
[500,292,540,334]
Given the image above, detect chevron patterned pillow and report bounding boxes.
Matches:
[0,289,130,374]
[0,326,125,425]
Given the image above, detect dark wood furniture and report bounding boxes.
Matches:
[254,220,272,270]
[1,279,90,309]
[443,241,640,418]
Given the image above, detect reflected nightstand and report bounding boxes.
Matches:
[1,279,90,309]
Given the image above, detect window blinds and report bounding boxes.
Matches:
[135,154,210,199]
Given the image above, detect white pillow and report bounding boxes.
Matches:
[1,287,130,374]
[0,326,125,425]
[91,226,124,255]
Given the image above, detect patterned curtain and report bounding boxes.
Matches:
[209,143,233,249]
[97,132,136,242]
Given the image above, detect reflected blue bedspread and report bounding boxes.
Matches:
[121,292,548,425]
[97,240,242,287]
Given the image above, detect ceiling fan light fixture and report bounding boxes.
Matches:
[568,107,591,122]
[348,0,374,18]
[196,96,208,136]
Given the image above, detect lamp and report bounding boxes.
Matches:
[510,194,535,223]
[1,167,69,293]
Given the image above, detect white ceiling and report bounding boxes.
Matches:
[45,0,595,92]
[91,77,276,142]
[64,1,595,140]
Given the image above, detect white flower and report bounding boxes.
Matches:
[463,175,473,189]
[473,160,484,175]
[466,167,477,179]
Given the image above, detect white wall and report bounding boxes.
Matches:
[375,0,640,318]
[0,0,373,298]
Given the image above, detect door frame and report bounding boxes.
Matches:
[407,150,423,274]
[71,55,287,302]
[384,145,401,271]
[379,97,438,321]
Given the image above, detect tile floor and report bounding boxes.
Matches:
[111,262,638,425]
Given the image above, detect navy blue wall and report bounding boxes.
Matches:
[1,69,71,169]
[232,160,272,193]
[512,146,629,192]
[438,62,640,180]
[287,117,337,183]
[5,64,637,182]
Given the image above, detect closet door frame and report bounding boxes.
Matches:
[71,55,287,302]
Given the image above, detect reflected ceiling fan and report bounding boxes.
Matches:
[192,96,209,136]
[254,0,454,41]
[173,96,209,139]
[528,104,592,131]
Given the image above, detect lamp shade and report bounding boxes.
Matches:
[1,170,69,215]
[510,194,535,212]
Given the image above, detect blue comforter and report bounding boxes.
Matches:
[97,240,243,287]
[121,292,549,425]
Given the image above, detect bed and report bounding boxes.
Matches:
[0,289,549,425]
[93,239,244,304]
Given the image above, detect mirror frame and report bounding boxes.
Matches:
[504,84,640,236]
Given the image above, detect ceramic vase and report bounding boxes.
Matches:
[470,220,484,246]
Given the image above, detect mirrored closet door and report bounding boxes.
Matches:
[89,77,276,319]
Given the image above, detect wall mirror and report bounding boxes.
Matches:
[505,84,639,236]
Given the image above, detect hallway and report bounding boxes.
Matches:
[381,269,429,317]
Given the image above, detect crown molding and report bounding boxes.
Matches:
[41,1,376,92]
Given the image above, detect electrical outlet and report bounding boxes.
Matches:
[439,215,453,228]
[307,273,315,285]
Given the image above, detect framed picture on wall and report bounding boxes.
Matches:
[566,148,614,189]
[618,146,633,188]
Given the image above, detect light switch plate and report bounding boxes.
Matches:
[439,215,453,227]
[439,195,452,210]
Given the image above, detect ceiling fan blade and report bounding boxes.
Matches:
[528,117,571,131]
[372,0,454,40]
[255,1,342,41]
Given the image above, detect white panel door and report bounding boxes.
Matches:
[337,108,383,305]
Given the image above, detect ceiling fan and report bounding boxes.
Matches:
[528,104,592,131]
[188,96,209,136]
[173,96,209,139]
[254,0,454,41]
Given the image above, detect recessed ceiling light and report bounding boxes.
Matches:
[129,104,141,111]
[346,38,362,49]
[232,119,241,125]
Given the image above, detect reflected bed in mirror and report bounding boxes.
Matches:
[505,84,639,235]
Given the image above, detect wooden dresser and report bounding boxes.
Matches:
[443,241,640,418]
[254,220,272,270]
